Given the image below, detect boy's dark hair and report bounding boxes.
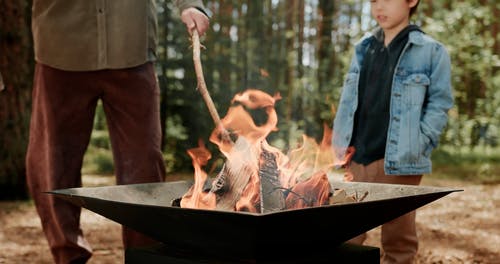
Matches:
[410,0,420,17]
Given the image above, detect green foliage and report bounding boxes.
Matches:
[431,145,500,184]
[422,1,500,148]
[93,100,107,131]
[83,101,114,174]
[163,114,189,173]
[89,130,111,149]
[82,146,114,175]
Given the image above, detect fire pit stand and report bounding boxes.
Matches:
[125,242,380,263]
[47,177,461,263]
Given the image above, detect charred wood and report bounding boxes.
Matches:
[258,147,286,213]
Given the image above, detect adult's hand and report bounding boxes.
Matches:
[181,7,210,36]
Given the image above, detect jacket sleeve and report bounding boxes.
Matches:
[420,43,454,148]
[174,0,208,15]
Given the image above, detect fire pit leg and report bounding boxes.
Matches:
[124,243,380,263]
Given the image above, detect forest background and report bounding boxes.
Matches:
[1,0,499,199]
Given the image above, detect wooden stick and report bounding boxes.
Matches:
[191,30,223,129]
[192,30,232,143]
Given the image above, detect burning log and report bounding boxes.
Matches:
[258,145,286,213]
[213,137,257,212]
[285,171,331,209]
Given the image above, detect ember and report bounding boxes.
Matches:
[179,89,356,213]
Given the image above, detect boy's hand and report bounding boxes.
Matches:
[181,7,210,36]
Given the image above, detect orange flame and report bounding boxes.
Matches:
[180,140,216,209]
[181,89,348,213]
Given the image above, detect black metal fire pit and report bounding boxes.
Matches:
[47,176,461,260]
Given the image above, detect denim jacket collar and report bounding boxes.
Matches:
[358,27,425,46]
[353,27,425,69]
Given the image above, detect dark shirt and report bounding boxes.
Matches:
[351,25,422,165]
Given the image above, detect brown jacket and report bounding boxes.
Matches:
[32,0,205,71]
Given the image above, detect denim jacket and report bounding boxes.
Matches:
[332,29,453,175]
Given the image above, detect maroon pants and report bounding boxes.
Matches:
[26,63,166,264]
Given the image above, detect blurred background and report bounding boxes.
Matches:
[1,0,499,199]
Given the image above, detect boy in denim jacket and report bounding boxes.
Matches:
[332,0,453,263]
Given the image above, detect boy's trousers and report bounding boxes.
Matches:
[26,63,166,264]
[345,159,422,264]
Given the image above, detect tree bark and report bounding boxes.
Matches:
[0,0,33,199]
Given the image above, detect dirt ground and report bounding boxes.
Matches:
[0,176,499,264]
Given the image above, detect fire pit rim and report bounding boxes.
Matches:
[46,182,462,216]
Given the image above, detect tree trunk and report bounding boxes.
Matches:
[491,0,499,73]
[317,0,335,93]
[0,0,33,199]
[285,0,298,130]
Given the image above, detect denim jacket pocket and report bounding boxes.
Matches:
[419,130,433,158]
[400,73,431,163]
[402,73,429,106]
